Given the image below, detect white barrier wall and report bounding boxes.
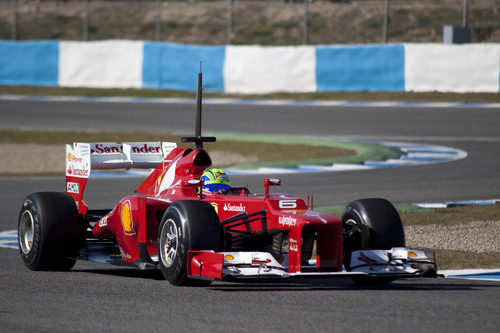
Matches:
[59,41,143,88]
[223,46,316,94]
[405,43,500,93]
[2,41,499,93]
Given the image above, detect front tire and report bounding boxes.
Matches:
[341,198,405,285]
[158,200,223,286]
[18,192,83,271]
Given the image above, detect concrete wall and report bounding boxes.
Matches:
[0,41,499,93]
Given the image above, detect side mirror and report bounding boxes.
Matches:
[263,178,281,199]
[263,178,281,187]
[182,179,204,199]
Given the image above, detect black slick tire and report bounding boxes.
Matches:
[157,200,223,286]
[18,192,83,271]
[341,198,405,286]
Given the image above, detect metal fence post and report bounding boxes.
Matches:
[227,0,233,44]
[303,0,308,45]
[156,0,162,41]
[382,0,389,43]
[83,0,89,41]
[11,0,18,40]
[462,0,468,28]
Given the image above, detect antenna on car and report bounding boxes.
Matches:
[181,62,216,149]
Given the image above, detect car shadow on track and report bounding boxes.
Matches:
[71,268,500,291]
[209,278,500,292]
[72,268,165,280]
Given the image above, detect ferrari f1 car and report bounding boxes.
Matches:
[18,73,436,286]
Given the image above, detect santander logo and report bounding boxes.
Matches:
[130,144,161,154]
[90,143,121,154]
[223,203,246,212]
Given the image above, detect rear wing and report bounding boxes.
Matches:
[66,141,177,214]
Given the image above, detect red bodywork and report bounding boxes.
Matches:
[68,147,343,274]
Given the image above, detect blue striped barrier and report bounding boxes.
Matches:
[316,44,405,92]
[143,42,225,92]
[0,41,498,93]
[0,41,59,86]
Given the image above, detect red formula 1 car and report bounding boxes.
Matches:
[18,74,436,286]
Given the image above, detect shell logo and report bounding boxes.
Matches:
[121,201,136,235]
[67,153,72,162]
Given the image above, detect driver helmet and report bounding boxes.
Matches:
[201,168,231,194]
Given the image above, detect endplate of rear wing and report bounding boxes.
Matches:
[65,141,177,214]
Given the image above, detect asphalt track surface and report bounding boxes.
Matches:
[1,100,499,332]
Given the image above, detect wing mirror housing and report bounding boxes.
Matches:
[263,178,281,199]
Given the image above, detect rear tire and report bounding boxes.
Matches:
[341,198,405,286]
[157,200,223,286]
[18,192,83,271]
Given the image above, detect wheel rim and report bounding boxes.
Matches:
[343,218,361,237]
[160,219,178,268]
[342,217,365,269]
[19,210,34,255]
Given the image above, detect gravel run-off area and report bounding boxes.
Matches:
[406,221,500,253]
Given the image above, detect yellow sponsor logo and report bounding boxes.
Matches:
[121,201,135,235]
[211,202,218,214]
[67,153,72,162]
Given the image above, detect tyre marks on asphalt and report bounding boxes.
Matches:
[2,95,500,109]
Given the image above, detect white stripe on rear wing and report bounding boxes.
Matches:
[65,141,177,177]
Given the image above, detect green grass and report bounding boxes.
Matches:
[0,129,357,176]
[1,85,499,103]
[215,133,402,169]
[0,129,406,176]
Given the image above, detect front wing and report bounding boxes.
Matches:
[187,247,437,281]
